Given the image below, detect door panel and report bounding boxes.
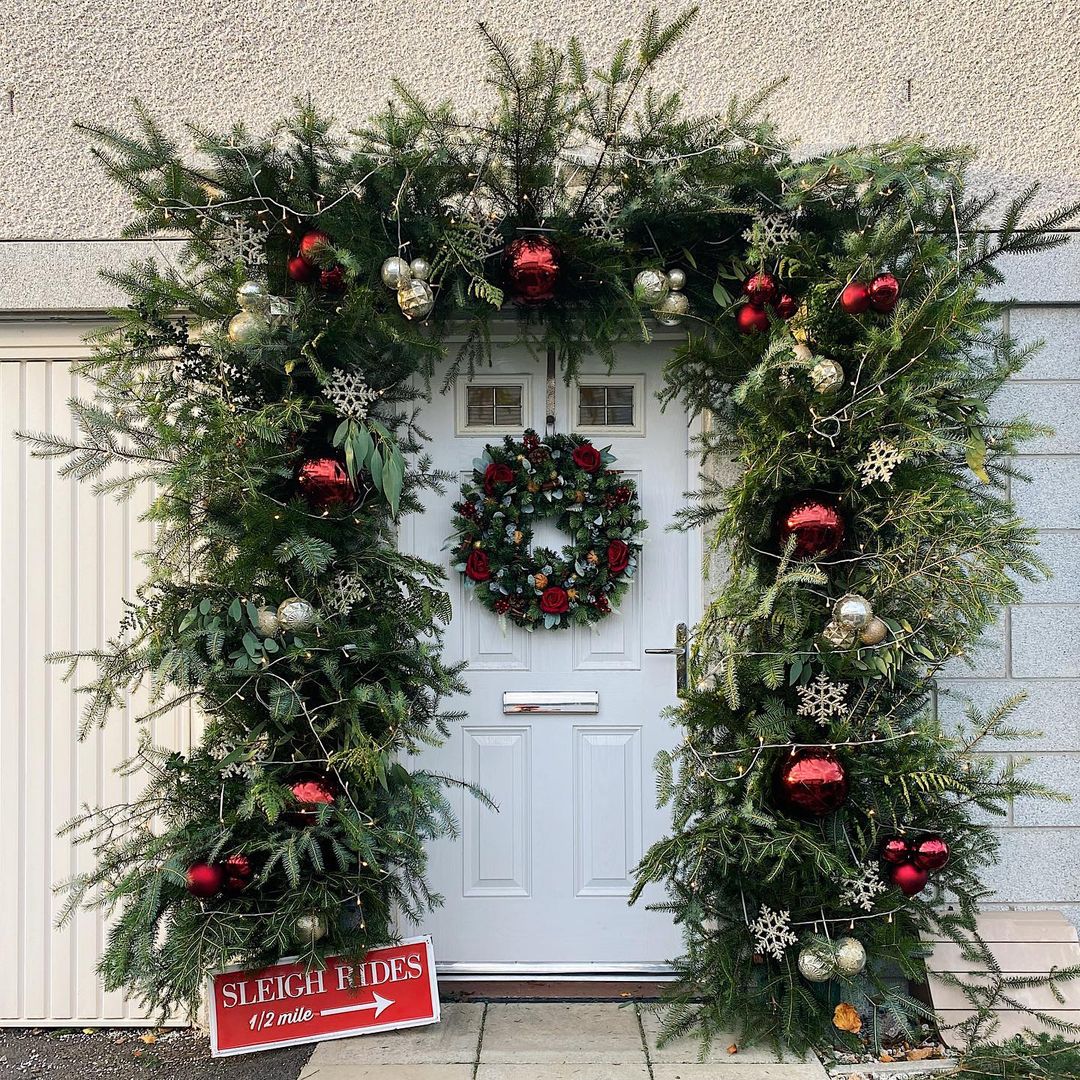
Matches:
[404,343,696,970]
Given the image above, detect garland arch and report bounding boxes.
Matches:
[28,6,1080,1055]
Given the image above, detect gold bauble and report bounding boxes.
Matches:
[254,605,281,637]
[408,257,432,282]
[666,267,687,290]
[655,290,690,326]
[277,597,317,632]
[833,593,874,631]
[294,913,326,944]
[227,310,267,345]
[810,358,845,394]
[860,617,889,646]
[633,269,670,306]
[397,278,435,320]
[835,937,867,977]
[380,256,411,289]
[797,944,836,983]
[236,280,269,311]
[822,619,857,649]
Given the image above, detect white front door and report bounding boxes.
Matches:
[403,342,698,973]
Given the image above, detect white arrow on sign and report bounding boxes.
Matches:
[320,992,394,1020]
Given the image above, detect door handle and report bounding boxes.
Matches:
[645,622,688,696]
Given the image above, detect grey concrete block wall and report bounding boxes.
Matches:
[940,285,1080,919]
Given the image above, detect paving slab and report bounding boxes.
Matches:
[653,1065,829,1080]
[299,1066,474,1080]
[477,1066,650,1080]
[639,1010,805,1065]
[304,1003,483,1065]
[480,1002,645,1064]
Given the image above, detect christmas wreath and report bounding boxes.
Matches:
[450,430,646,630]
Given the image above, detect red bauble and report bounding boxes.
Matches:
[881,837,913,865]
[735,304,770,334]
[220,853,254,895]
[319,266,346,292]
[185,861,225,898]
[287,777,337,826]
[743,272,779,308]
[773,748,849,818]
[288,255,316,283]
[299,230,331,266]
[775,494,845,560]
[774,293,798,319]
[503,235,561,303]
[296,456,356,512]
[890,861,930,896]
[913,835,950,871]
[839,281,872,314]
[868,272,900,313]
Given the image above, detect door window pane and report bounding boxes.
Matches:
[577,384,635,427]
[466,384,523,427]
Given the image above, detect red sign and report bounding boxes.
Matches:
[207,936,440,1057]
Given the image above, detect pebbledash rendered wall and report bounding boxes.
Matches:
[0,0,1078,1024]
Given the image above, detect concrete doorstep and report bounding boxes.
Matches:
[297,1002,831,1080]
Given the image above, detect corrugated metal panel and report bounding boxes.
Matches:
[0,318,189,1025]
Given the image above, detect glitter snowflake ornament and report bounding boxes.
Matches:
[796,672,848,725]
[742,211,798,254]
[748,905,798,961]
[859,439,906,485]
[211,216,267,269]
[324,570,367,615]
[323,369,380,421]
[840,862,888,912]
[581,200,624,245]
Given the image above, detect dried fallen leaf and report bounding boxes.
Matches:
[879,1052,895,1062]
[907,1047,937,1061]
[833,1002,862,1034]
[727,1044,738,1055]
[140,1033,157,1045]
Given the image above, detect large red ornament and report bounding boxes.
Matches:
[743,272,779,308]
[913,835,950,871]
[881,837,913,865]
[503,235,561,303]
[299,230,331,266]
[890,861,930,896]
[287,777,338,826]
[185,861,225,898]
[839,281,872,314]
[296,456,356,512]
[774,293,798,319]
[220,853,254,895]
[868,272,900,313]
[773,748,849,818]
[735,304,770,335]
[288,255,316,283]
[775,494,845,560]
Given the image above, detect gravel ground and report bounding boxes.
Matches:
[0,1027,312,1080]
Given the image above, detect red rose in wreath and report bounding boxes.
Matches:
[540,586,570,614]
[465,550,491,581]
[484,462,515,495]
[607,539,631,574]
[572,443,602,472]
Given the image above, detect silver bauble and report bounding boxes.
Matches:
[236,280,269,311]
[633,269,670,306]
[809,358,845,394]
[254,605,281,637]
[822,619,857,649]
[397,278,435,321]
[408,257,432,282]
[666,267,687,290]
[277,597,317,633]
[227,310,268,345]
[835,937,867,977]
[833,594,874,631]
[797,944,836,983]
[655,290,690,326]
[860,617,889,646]
[380,256,412,289]
[294,913,326,944]
[268,295,292,326]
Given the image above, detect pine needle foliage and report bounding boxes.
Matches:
[18,8,1080,1046]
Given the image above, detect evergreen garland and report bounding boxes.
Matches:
[19,6,1080,1052]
